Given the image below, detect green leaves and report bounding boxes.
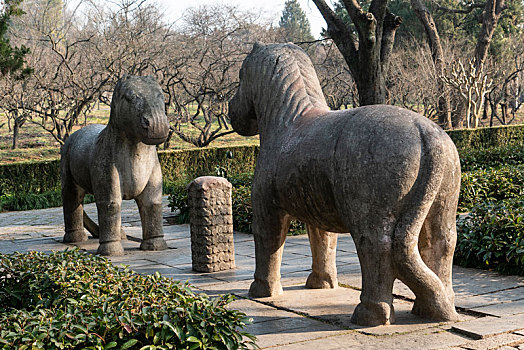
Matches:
[0,249,256,349]
[456,198,524,274]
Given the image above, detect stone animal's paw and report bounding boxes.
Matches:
[63,229,88,243]
[140,237,168,251]
[249,279,283,298]
[120,228,127,240]
[97,241,125,256]
[412,298,459,322]
[351,301,395,326]
[305,272,338,289]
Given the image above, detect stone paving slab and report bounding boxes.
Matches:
[451,314,524,339]
[471,298,524,317]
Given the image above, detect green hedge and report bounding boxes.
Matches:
[458,165,524,212]
[455,198,524,275]
[460,144,524,171]
[447,124,524,150]
[0,249,256,349]
[0,146,258,197]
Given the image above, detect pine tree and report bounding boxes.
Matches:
[279,0,315,43]
[0,0,31,79]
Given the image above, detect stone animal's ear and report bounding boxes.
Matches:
[253,42,263,51]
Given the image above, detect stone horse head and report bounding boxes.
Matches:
[109,75,169,145]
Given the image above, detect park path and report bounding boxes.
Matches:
[2,199,524,349]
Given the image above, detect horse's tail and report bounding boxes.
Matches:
[83,210,99,238]
[392,125,458,321]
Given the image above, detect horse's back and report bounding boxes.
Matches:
[62,124,105,193]
[271,105,459,231]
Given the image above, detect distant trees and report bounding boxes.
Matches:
[312,0,402,105]
[279,0,315,43]
[0,0,31,78]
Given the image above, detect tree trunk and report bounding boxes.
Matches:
[312,0,401,106]
[410,0,452,129]
[474,0,506,69]
[12,121,19,149]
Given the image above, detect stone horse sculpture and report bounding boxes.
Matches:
[229,43,461,326]
[61,75,170,256]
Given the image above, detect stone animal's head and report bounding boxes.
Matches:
[228,43,263,136]
[109,75,169,145]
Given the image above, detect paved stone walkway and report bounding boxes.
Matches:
[2,199,524,349]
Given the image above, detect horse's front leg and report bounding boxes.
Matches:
[249,201,291,298]
[306,226,338,289]
[91,170,124,256]
[135,166,167,251]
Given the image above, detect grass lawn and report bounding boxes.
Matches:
[0,105,259,164]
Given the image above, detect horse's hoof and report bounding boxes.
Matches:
[120,228,127,240]
[97,241,124,256]
[305,272,338,289]
[140,237,168,251]
[249,279,283,298]
[351,301,395,326]
[63,229,88,243]
[412,298,459,322]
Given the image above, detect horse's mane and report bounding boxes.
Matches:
[244,43,328,124]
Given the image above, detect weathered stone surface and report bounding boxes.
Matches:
[456,333,524,350]
[471,298,524,317]
[188,176,235,273]
[228,42,461,326]
[61,75,170,256]
[451,314,524,339]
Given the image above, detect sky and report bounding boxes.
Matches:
[155,0,327,39]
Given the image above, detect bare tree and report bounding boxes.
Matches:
[312,0,402,105]
[312,40,356,110]
[155,5,276,148]
[442,60,492,129]
[410,0,451,129]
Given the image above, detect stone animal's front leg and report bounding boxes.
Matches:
[249,204,291,298]
[136,178,167,251]
[351,232,396,326]
[96,198,124,256]
[62,179,87,243]
[306,226,338,289]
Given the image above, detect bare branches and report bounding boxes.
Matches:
[442,59,493,128]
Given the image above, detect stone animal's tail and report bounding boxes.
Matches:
[82,210,126,240]
[391,125,458,321]
[83,210,99,238]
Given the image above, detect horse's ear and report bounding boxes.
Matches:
[253,42,263,51]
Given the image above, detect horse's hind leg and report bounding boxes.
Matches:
[249,205,291,298]
[414,188,459,317]
[62,173,87,243]
[306,226,338,289]
[351,225,396,326]
[393,202,459,322]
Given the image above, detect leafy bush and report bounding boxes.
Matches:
[460,144,524,171]
[455,198,524,275]
[0,249,256,350]
[458,165,524,212]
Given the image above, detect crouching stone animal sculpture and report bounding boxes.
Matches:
[61,75,170,256]
[229,43,461,326]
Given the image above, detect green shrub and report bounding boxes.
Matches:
[459,144,524,171]
[455,198,524,275]
[458,165,524,212]
[0,249,256,350]
[447,124,524,150]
